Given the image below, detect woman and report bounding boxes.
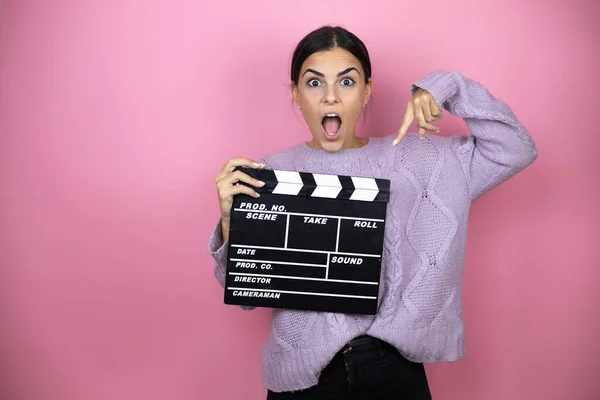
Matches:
[209,26,537,399]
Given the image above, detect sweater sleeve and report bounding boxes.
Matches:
[207,218,229,288]
[206,155,275,311]
[208,214,258,312]
[411,71,538,201]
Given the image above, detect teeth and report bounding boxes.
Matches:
[325,113,338,117]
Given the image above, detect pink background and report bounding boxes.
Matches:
[0,1,598,399]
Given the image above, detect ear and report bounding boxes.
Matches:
[364,78,372,105]
[291,83,299,105]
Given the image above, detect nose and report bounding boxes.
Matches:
[322,85,340,105]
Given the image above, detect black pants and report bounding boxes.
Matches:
[267,335,432,400]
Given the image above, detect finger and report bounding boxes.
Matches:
[218,179,261,202]
[421,95,434,122]
[419,121,440,132]
[224,157,264,172]
[430,98,442,119]
[417,122,440,139]
[215,157,264,182]
[413,102,439,139]
[417,98,440,130]
[393,103,414,145]
[227,184,261,199]
[218,170,265,190]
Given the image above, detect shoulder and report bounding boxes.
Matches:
[257,142,305,170]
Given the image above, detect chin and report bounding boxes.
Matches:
[314,136,344,152]
[321,142,343,152]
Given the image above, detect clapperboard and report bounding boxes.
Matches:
[224,166,390,314]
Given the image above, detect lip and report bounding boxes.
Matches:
[321,111,342,119]
[322,129,340,141]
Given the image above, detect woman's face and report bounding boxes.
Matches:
[293,47,372,152]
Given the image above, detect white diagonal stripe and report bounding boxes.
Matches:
[273,183,303,195]
[350,189,378,202]
[313,173,342,188]
[311,186,342,198]
[311,173,342,198]
[274,170,303,184]
[351,177,379,190]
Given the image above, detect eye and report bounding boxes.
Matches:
[340,78,355,86]
[307,79,322,87]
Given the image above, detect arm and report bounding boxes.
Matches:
[208,216,258,312]
[207,218,229,288]
[207,156,273,311]
[411,71,538,200]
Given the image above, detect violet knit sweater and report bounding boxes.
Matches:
[208,71,537,392]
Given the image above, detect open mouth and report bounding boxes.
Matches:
[321,113,342,140]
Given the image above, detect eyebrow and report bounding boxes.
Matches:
[302,67,360,78]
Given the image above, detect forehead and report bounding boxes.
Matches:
[301,47,363,74]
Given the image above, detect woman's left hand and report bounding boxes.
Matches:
[393,87,443,145]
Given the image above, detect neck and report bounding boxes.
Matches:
[306,135,369,151]
[295,135,379,177]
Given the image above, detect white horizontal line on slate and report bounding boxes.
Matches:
[229,272,379,285]
[227,287,377,300]
[232,209,384,222]
[230,258,326,268]
[230,244,381,258]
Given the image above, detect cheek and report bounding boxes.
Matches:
[299,92,322,115]
[299,87,323,101]
[342,94,364,114]
[341,88,364,104]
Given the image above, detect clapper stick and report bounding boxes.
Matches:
[224,167,390,314]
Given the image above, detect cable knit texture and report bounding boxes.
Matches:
[207,71,537,392]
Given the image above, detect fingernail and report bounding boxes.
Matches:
[255,192,261,197]
[252,162,260,167]
[392,138,399,146]
[257,180,265,186]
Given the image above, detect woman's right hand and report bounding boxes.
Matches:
[215,158,268,239]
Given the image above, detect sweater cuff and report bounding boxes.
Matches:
[410,71,459,110]
[208,219,229,283]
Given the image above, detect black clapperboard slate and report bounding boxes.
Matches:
[224,166,390,314]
